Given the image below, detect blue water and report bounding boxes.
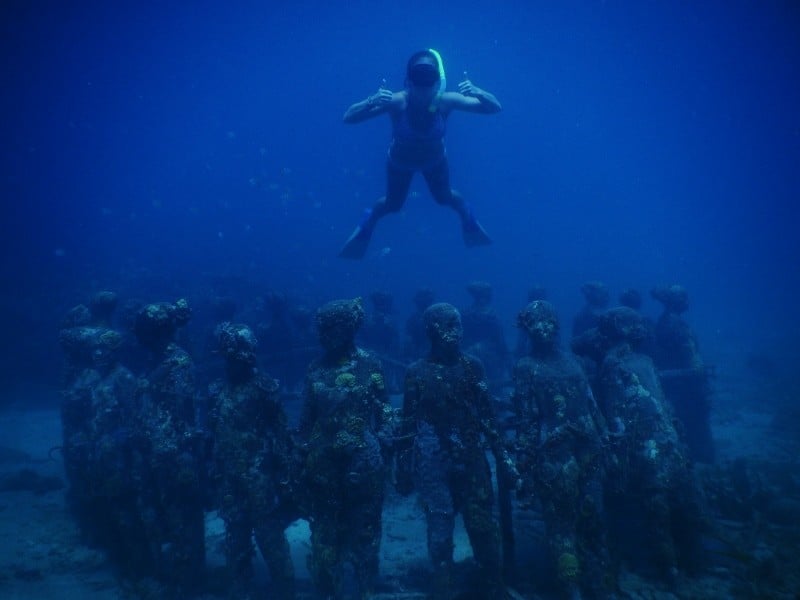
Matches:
[1,1,798,389]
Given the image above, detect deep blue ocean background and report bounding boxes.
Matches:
[1,0,798,399]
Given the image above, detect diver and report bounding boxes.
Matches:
[339,49,501,259]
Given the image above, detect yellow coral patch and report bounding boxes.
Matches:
[557,552,579,581]
[335,372,357,388]
[370,372,385,390]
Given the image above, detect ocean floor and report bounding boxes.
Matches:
[0,379,798,599]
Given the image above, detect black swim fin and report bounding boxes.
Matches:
[462,214,492,247]
[339,208,376,259]
[339,224,372,259]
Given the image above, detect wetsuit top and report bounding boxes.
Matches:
[389,103,446,171]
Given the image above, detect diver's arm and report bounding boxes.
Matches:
[343,89,398,123]
[445,81,502,114]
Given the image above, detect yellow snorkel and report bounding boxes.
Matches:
[428,48,446,112]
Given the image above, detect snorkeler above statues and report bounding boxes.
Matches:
[339,49,500,259]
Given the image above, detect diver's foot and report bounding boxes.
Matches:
[462,211,492,247]
[339,209,375,259]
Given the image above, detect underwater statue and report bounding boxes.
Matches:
[397,302,518,599]
[597,306,706,584]
[299,297,395,599]
[208,322,298,599]
[512,300,613,598]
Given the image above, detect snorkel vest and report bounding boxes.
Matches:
[428,48,446,113]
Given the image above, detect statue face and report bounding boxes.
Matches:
[519,300,560,349]
[529,315,558,347]
[425,303,463,350]
[316,298,364,356]
[319,322,353,354]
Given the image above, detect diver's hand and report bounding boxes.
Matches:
[458,78,481,97]
[368,87,393,107]
[455,72,501,113]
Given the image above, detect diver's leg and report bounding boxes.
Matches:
[339,161,413,259]
[423,158,491,247]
